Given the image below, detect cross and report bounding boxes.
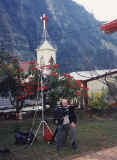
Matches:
[42,13,48,31]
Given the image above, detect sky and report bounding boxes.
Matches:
[72,0,117,22]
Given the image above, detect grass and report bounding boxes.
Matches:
[1,115,117,160]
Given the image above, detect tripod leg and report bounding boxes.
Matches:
[30,121,43,146]
[50,127,58,143]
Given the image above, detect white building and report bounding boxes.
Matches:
[36,40,56,67]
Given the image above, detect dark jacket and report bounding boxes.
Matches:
[54,105,77,125]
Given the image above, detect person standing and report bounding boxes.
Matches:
[54,99,77,151]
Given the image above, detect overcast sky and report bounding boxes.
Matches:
[73,0,117,22]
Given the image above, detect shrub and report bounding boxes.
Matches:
[88,92,108,111]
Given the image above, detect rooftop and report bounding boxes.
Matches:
[37,40,56,50]
[70,69,117,81]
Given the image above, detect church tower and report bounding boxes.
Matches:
[36,14,56,68]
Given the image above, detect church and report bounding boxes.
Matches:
[20,13,56,73]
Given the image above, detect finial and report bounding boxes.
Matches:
[40,13,48,40]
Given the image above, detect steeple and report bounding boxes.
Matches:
[36,13,56,68]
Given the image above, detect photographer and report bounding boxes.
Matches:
[54,99,77,151]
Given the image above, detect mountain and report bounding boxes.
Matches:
[0,0,117,73]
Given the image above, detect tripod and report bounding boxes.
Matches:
[31,72,52,146]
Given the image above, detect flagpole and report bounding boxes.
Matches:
[31,53,53,146]
[41,72,45,136]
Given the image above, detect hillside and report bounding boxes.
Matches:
[0,0,117,72]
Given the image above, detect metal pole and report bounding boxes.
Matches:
[41,74,45,136]
[31,60,52,146]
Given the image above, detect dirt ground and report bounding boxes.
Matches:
[63,146,117,160]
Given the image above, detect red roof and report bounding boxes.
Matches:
[101,19,117,34]
[19,62,35,72]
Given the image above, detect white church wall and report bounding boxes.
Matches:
[36,41,56,67]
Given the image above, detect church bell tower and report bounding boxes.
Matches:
[36,14,56,69]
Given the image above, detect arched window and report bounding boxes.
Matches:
[48,56,54,65]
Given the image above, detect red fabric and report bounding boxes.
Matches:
[43,124,53,141]
[101,19,117,33]
[16,113,19,119]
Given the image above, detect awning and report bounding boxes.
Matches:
[101,19,117,34]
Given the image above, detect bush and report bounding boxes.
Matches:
[88,92,108,111]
